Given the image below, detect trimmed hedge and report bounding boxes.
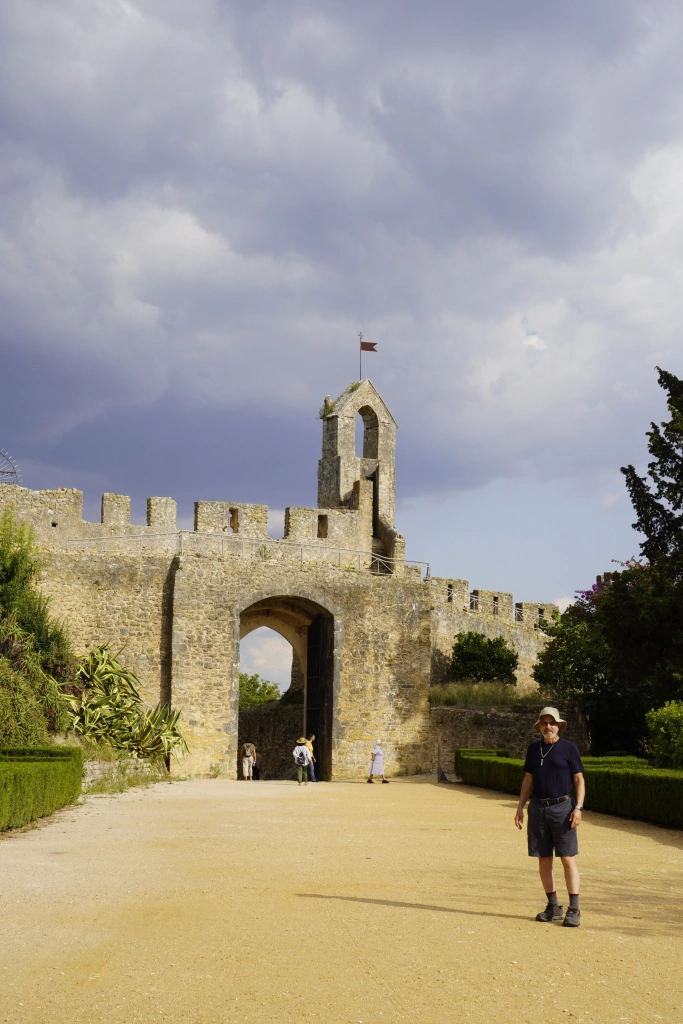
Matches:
[453,747,508,777]
[0,746,82,761]
[454,748,683,830]
[0,747,82,830]
[582,767,683,829]
[457,753,524,795]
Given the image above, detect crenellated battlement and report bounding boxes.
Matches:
[429,577,558,628]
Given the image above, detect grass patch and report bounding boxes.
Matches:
[430,681,544,707]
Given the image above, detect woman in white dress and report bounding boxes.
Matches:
[367,739,389,783]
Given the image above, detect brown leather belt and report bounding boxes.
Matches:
[533,794,571,807]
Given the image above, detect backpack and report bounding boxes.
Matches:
[295,748,307,765]
[243,743,254,758]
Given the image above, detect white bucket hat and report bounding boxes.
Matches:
[533,706,567,733]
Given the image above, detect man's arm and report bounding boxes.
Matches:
[570,772,585,828]
[515,772,534,829]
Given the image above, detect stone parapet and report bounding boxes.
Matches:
[194,501,268,537]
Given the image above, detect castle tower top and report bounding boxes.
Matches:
[317,380,397,530]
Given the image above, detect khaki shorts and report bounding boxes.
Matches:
[527,798,579,858]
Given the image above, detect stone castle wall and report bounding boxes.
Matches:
[169,554,433,777]
[430,705,590,772]
[429,577,553,692]
[0,379,557,779]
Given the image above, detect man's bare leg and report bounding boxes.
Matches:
[561,855,579,894]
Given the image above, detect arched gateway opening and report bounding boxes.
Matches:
[238,596,335,780]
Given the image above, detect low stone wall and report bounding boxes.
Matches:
[429,705,590,775]
[238,703,305,780]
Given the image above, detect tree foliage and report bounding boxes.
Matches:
[536,368,683,753]
[450,631,518,685]
[238,672,281,709]
[531,566,683,752]
[0,509,74,743]
[622,367,683,562]
[0,508,74,680]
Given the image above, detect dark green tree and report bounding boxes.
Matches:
[622,367,683,562]
[535,367,683,752]
[450,631,518,684]
[533,560,683,752]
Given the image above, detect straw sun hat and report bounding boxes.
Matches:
[532,706,567,733]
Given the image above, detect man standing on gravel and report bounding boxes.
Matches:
[514,707,585,928]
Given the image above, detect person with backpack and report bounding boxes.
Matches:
[240,741,256,780]
[293,737,312,785]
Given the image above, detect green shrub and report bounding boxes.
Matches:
[65,645,188,761]
[646,701,683,768]
[0,747,82,830]
[455,751,683,830]
[0,621,70,744]
[451,632,518,684]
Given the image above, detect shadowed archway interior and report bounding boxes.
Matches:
[239,596,335,780]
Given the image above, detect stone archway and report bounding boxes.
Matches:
[239,595,336,780]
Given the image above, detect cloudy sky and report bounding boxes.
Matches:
[3,1,683,686]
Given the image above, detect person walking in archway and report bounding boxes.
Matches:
[514,707,585,927]
[293,737,312,785]
[305,734,318,783]
[240,741,256,781]
[367,739,389,783]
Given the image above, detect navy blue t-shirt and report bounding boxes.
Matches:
[523,737,584,800]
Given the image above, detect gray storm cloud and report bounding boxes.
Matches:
[1,0,682,501]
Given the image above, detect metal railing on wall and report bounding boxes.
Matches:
[58,531,431,580]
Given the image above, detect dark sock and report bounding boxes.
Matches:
[546,891,559,906]
[569,894,579,909]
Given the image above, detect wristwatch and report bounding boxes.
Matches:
[574,805,583,811]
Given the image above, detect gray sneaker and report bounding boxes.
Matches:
[536,902,564,922]
[563,907,581,927]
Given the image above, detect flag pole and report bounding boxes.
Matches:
[358,331,363,380]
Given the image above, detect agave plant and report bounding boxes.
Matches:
[64,644,188,760]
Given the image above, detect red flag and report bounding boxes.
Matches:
[360,341,377,351]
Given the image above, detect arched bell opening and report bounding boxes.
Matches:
[355,405,379,460]
[238,596,336,780]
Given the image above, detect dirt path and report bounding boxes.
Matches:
[1,777,682,1024]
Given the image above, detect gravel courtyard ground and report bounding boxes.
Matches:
[1,776,682,1024]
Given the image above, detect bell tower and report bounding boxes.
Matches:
[317,380,400,552]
